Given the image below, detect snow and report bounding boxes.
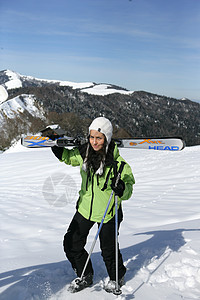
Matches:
[22,74,134,96]
[180,98,189,101]
[4,70,23,90]
[0,85,8,104]
[81,84,134,96]
[0,94,45,120]
[2,70,134,96]
[0,143,200,300]
[44,124,60,130]
[22,75,94,90]
[2,70,94,91]
[59,80,94,90]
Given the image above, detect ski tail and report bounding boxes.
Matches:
[21,135,185,151]
[114,137,185,151]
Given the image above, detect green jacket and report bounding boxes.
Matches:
[60,143,135,223]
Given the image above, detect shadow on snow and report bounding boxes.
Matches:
[0,228,198,300]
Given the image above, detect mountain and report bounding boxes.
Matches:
[0,69,132,97]
[0,69,200,151]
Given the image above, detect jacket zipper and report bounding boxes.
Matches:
[89,172,95,220]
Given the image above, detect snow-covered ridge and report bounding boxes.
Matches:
[0,70,134,120]
[4,70,23,90]
[1,69,134,96]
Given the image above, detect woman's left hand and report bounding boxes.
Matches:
[111,178,125,197]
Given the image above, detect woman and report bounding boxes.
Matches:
[51,117,135,293]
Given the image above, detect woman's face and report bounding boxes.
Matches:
[89,130,105,151]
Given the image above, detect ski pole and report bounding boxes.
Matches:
[113,161,126,295]
[79,189,114,281]
[113,194,122,295]
[79,161,126,282]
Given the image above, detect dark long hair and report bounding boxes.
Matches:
[79,138,115,173]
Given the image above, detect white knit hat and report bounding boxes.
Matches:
[89,117,113,145]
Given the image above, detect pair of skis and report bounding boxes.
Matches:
[21,135,185,151]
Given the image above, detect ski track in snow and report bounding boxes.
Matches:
[0,142,200,300]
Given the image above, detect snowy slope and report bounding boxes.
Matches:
[0,94,45,120]
[0,143,200,300]
[3,70,23,90]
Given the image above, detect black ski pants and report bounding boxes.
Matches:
[63,208,126,280]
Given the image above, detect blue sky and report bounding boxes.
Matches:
[0,0,200,100]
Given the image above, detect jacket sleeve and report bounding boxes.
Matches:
[119,160,135,201]
[51,146,64,160]
[59,146,82,166]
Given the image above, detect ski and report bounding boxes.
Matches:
[21,135,185,151]
[21,135,78,148]
[114,137,185,151]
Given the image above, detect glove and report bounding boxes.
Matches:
[46,134,59,141]
[111,177,125,198]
